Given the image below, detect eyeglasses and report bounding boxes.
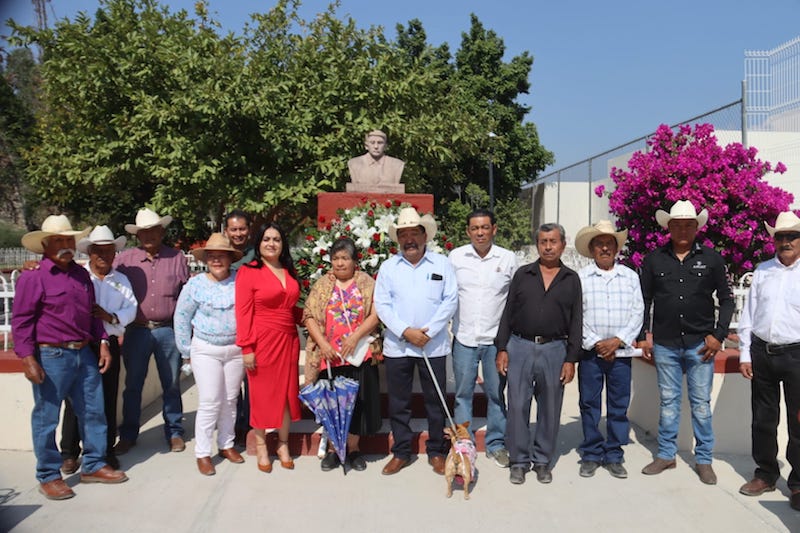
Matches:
[775,232,800,242]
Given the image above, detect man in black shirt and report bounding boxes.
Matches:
[638,200,733,485]
[496,223,582,485]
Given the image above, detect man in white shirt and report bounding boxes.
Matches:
[574,221,643,480]
[738,211,800,511]
[449,209,518,468]
[375,208,458,476]
[59,226,138,472]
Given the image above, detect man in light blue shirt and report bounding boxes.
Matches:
[575,221,643,480]
[449,209,518,468]
[375,208,458,476]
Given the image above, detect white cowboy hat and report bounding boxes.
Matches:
[655,200,709,229]
[765,211,800,236]
[190,232,244,262]
[21,215,91,254]
[574,220,629,258]
[124,207,173,234]
[77,225,127,254]
[388,207,437,242]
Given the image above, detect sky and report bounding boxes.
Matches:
[3,0,800,174]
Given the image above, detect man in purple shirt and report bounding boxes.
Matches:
[13,215,129,500]
[113,208,189,455]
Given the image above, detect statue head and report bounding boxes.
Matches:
[364,129,388,159]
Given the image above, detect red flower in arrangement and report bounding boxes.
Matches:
[384,200,392,208]
[360,197,368,204]
[318,216,325,223]
[370,201,377,208]
[367,247,376,254]
[357,252,364,259]
[319,249,327,256]
[302,280,310,288]
[299,259,308,266]
[372,233,380,242]
[445,242,454,251]
[367,210,374,217]
[389,246,397,254]
[393,200,401,206]
[305,234,314,241]
[441,235,448,242]
[345,225,351,231]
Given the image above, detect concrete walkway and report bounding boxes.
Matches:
[1,378,799,533]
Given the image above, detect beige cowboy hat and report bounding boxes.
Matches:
[77,225,127,254]
[21,215,91,254]
[655,200,709,230]
[191,232,244,262]
[388,207,437,242]
[765,211,800,236]
[124,207,173,234]
[574,220,629,258]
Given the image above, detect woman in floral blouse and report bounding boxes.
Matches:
[303,237,382,472]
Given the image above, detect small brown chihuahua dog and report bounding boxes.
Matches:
[444,421,477,500]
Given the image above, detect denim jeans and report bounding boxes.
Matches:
[119,325,184,443]
[452,339,507,453]
[653,342,715,463]
[578,352,631,463]
[32,345,107,482]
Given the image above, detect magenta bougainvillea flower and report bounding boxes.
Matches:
[602,123,793,278]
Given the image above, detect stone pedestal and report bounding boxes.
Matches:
[346,183,405,194]
[317,192,434,229]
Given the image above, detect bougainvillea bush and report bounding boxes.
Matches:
[600,123,792,278]
[293,200,452,295]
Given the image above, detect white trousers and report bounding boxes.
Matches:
[190,337,244,458]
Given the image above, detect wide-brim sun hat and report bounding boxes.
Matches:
[21,214,91,254]
[77,225,127,254]
[124,207,173,234]
[655,199,709,230]
[388,207,437,242]
[574,220,629,258]
[191,232,244,262]
[765,211,800,236]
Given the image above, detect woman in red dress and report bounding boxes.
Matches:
[235,223,302,472]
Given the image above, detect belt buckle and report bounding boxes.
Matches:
[534,336,544,344]
[66,341,82,350]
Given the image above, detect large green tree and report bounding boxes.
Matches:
[9,0,549,245]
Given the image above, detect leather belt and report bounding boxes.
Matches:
[38,340,89,350]
[513,332,568,344]
[753,336,800,355]
[133,320,173,330]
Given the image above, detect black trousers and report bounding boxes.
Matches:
[384,356,448,460]
[751,337,800,490]
[60,337,120,459]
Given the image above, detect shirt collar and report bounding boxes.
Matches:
[465,244,498,259]
[42,257,76,273]
[588,262,621,277]
[398,247,432,267]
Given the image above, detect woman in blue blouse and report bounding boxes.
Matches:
[174,233,245,476]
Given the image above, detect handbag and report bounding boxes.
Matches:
[336,284,373,367]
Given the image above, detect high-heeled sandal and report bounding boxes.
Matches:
[277,439,294,470]
[255,442,272,473]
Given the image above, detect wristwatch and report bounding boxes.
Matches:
[110,313,119,325]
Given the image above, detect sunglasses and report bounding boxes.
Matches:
[775,232,800,242]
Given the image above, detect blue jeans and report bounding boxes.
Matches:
[578,352,631,463]
[119,326,184,443]
[653,342,715,463]
[452,339,507,453]
[32,345,107,482]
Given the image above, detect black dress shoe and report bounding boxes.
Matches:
[532,464,552,484]
[347,452,367,471]
[791,490,800,511]
[321,451,341,471]
[509,465,528,485]
[61,457,79,475]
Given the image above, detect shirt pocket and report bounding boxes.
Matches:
[426,278,444,302]
[43,285,68,315]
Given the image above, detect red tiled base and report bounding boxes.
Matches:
[244,427,487,456]
[0,350,23,373]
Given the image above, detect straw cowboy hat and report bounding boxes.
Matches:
[574,220,629,259]
[21,215,91,254]
[190,233,244,262]
[77,225,127,254]
[765,211,800,236]
[388,207,437,242]
[655,200,709,230]
[124,208,173,234]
